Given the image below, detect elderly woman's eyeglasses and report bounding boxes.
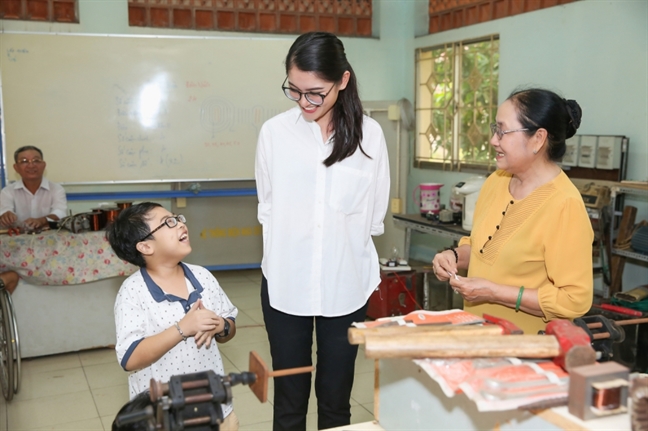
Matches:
[282,77,335,106]
[139,214,186,242]
[490,123,530,141]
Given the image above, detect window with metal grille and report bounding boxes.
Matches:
[415,35,499,171]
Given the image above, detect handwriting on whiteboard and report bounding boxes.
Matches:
[200,97,282,137]
[203,141,241,147]
[110,81,280,172]
[118,144,184,169]
[114,91,171,144]
[186,80,210,88]
[6,48,29,62]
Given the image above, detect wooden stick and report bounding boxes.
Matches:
[269,366,314,378]
[248,351,314,403]
[615,317,648,326]
[363,334,561,359]
[348,324,502,345]
[373,360,380,422]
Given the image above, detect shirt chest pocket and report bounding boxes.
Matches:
[328,165,373,215]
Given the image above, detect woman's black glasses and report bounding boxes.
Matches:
[281,76,335,106]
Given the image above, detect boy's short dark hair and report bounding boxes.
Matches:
[112,391,152,431]
[106,202,162,267]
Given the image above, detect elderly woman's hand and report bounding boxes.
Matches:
[449,276,496,303]
[431,249,458,281]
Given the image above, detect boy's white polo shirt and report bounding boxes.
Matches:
[114,262,238,417]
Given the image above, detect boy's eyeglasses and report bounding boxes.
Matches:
[281,76,335,106]
[139,214,186,242]
[17,158,44,166]
[489,123,530,141]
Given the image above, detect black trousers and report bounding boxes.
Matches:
[261,276,368,431]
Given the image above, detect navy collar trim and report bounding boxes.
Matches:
[141,263,203,312]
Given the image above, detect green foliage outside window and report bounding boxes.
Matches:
[416,36,499,170]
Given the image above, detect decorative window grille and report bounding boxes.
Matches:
[428,0,578,34]
[415,36,499,171]
[127,0,372,37]
[0,0,78,22]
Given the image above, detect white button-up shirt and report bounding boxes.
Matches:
[255,107,390,317]
[0,178,67,222]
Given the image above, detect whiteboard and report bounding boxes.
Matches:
[0,33,294,183]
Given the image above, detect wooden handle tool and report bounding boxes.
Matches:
[364,319,597,372]
[248,351,314,403]
[363,333,562,359]
[348,323,503,345]
[592,303,643,317]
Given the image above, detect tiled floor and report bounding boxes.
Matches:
[0,269,376,430]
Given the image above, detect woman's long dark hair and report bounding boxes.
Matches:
[285,32,368,166]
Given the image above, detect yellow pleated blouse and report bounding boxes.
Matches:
[458,170,594,334]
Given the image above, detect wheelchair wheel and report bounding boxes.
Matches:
[0,289,14,401]
[4,291,20,395]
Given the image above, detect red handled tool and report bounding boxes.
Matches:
[592,303,643,317]
[483,313,523,335]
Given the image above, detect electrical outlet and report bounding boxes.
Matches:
[391,198,402,214]
[388,104,401,121]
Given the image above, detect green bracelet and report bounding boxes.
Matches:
[515,286,525,312]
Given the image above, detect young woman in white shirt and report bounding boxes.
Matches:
[255,32,390,431]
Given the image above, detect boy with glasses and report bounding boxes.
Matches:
[107,202,240,430]
[0,145,67,231]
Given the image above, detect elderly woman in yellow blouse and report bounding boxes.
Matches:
[432,88,593,335]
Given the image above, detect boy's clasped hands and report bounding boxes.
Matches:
[180,299,227,348]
